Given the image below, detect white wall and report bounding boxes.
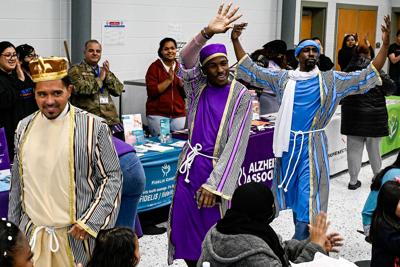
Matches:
[0,0,396,80]
[392,0,400,7]
[91,0,282,81]
[1,0,71,58]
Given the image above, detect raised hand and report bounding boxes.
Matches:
[381,15,391,46]
[207,2,242,35]
[364,33,371,47]
[309,212,330,250]
[324,232,344,253]
[231,23,248,41]
[15,60,25,82]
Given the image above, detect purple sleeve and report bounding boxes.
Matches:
[112,136,135,156]
[180,32,208,68]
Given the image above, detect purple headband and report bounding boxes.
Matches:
[200,43,227,66]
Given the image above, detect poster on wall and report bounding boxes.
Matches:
[102,20,126,45]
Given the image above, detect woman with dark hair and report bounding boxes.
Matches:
[341,44,395,190]
[0,219,33,267]
[15,44,37,80]
[0,41,37,162]
[338,34,357,70]
[86,227,140,267]
[145,37,186,136]
[369,180,400,267]
[338,34,375,71]
[362,152,400,237]
[198,183,343,266]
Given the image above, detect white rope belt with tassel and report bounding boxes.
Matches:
[278,128,326,192]
[179,141,219,183]
[29,225,67,253]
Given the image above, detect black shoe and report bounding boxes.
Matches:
[142,225,167,235]
[348,180,362,190]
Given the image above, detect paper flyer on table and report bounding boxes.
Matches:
[122,114,145,145]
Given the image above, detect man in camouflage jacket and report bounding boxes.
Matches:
[69,40,123,129]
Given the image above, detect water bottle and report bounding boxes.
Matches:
[250,90,260,120]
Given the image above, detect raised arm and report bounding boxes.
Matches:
[180,2,242,69]
[231,23,248,61]
[372,15,391,71]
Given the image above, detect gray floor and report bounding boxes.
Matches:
[138,152,399,266]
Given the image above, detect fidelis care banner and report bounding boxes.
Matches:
[0,128,10,170]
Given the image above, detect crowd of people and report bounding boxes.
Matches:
[0,2,400,267]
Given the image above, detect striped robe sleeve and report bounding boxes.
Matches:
[202,89,253,199]
[8,123,23,225]
[334,63,382,101]
[177,33,208,99]
[178,62,206,99]
[234,54,284,95]
[76,122,122,237]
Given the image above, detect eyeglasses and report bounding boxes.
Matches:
[25,53,38,59]
[1,53,17,59]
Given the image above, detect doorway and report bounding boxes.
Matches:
[300,3,327,43]
[335,5,377,70]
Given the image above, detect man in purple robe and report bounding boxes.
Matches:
[167,3,252,266]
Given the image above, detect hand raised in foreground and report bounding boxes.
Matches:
[324,232,344,253]
[309,212,329,251]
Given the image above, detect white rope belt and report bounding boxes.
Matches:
[278,128,326,192]
[179,141,219,183]
[29,226,64,253]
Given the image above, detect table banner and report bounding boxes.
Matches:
[381,101,400,155]
[238,128,275,188]
[138,154,179,212]
[0,128,10,170]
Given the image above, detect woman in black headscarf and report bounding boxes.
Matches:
[198,182,343,267]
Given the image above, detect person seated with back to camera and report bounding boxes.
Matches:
[198,182,343,267]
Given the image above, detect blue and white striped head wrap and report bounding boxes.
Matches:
[294,40,320,58]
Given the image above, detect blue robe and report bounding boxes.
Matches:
[235,55,381,224]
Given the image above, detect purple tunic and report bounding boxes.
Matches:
[170,83,230,261]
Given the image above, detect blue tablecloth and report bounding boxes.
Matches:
[140,127,275,211]
[137,138,182,212]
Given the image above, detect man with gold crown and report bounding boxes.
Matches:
[8,56,122,266]
[167,3,251,266]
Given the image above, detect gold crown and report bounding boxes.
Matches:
[29,57,69,83]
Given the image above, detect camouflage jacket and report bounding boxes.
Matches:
[68,61,123,125]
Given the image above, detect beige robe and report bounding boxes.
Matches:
[22,107,75,267]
